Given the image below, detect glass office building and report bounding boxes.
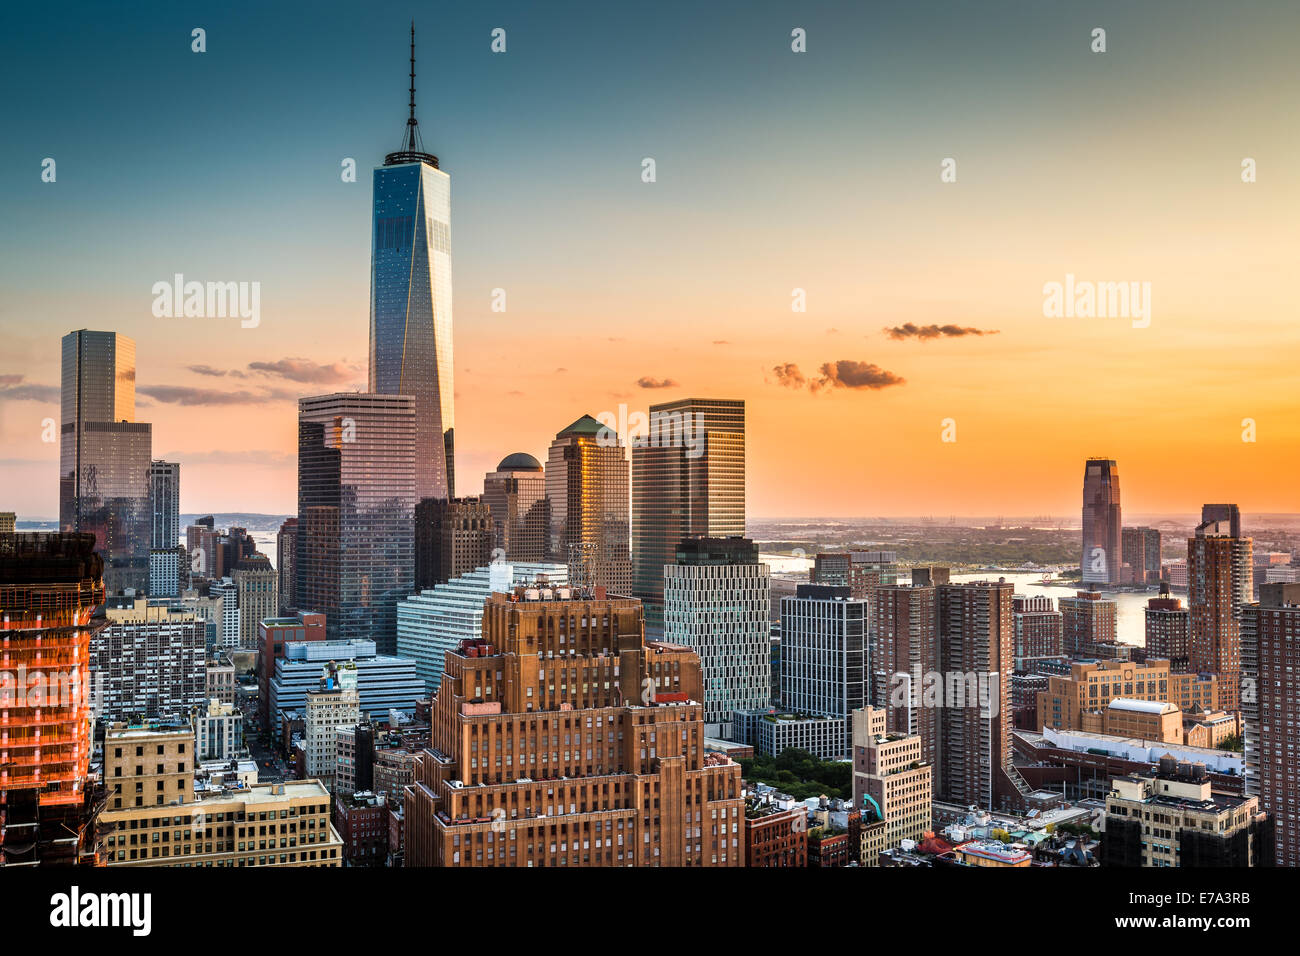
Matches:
[297,393,417,654]
[59,330,152,594]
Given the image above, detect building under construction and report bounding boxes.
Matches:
[0,533,107,866]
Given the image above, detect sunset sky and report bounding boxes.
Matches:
[2,0,1297,520]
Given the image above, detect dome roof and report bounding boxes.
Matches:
[497,452,543,472]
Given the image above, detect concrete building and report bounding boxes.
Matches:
[304,663,361,788]
[1037,658,1217,733]
[92,602,206,720]
[852,706,932,849]
[1012,594,1062,667]
[103,721,194,811]
[209,577,241,651]
[1144,585,1191,672]
[258,612,327,726]
[1101,758,1272,867]
[233,555,278,651]
[1093,698,1182,743]
[149,547,180,598]
[1189,517,1252,710]
[276,517,298,614]
[268,640,423,738]
[810,551,898,601]
[663,536,771,738]
[193,699,244,762]
[1060,589,1117,658]
[737,710,847,761]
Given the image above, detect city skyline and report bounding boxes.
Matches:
[3,1,1298,520]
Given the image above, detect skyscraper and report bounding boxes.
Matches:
[148,460,180,550]
[1081,458,1121,586]
[546,415,633,594]
[413,496,493,590]
[369,25,454,500]
[779,583,868,757]
[234,554,278,650]
[277,517,298,614]
[872,579,940,765]
[1189,516,1252,711]
[632,398,745,631]
[59,330,152,594]
[482,453,549,562]
[297,393,417,654]
[663,536,772,738]
[1060,589,1118,657]
[1121,526,1161,586]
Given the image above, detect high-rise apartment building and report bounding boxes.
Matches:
[1081,458,1121,586]
[1012,594,1062,667]
[936,580,1014,808]
[93,600,207,720]
[871,579,940,765]
[59,330,153,593]
[482,453,549,562]
[851,706,932,849]
[632,398,745,632]
[811,551,898,601]
[369,26,454,500]
[277,517,298,614]
[298,392,416,654]
[1201,503,1242,539]
[1121,526,1161,585]
[546,415,633,594]
[1241,581,1300,866]
[403,585,745,866]
[1060,589,1117,657]
[1189,517,1252,710]
[209,577,241,650]
[779,584,867,757]
[149,459,180,551]
[414,496,494,590]
[663,537,772,738]
[234,554,278,651]
[1145,585,1191,672]
[0,533,105,867]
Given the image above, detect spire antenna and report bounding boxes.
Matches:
[386,21,439,167]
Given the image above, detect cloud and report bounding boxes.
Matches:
[248,357,358,384]
[769,363,806,389]
[712,340,730,346]
[0,376,59,402]
[138,385,298,406]
[187,364,247,379]
[812,360,905,392]
[883,323,999,341]
[635,376,678,389]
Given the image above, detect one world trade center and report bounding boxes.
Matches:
[370,24,455,498]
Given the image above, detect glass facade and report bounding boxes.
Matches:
[297,394,417,654]
[1081,458,1122,585]
[546,415,632,594]
[631,398,745,631]
[59,330,152,594]
[369,160,454,500]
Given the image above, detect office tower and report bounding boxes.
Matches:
[305,663,361,788]
[663,537,772,738]
[233,554,278,650]
[935,580,1014,808]
[148,547,180,598]
[59,330,153,593]
[1242,582,1300,866]
[298,393,417,654]
[871,581,940,765]
[0,533,104,867]
[1059,589,1117,657]
[187,519,220,580]
[267,640,424,738]
[258,611,327,726]
[209,577,241,650]
[413,496,493,590]
[632,398,745,631]
[1100,757,1272,867]
[1012,594,1062,666]
[0,513,14,533]
[1201,503,1242,539]
[779,584,868,757]
[546,415,633,594]
[1189,517,1252,710]
[1080,458,1121,586]
[277,517,298,614]
[369,25,454,500]
[482,453,549,561]
[396,561,567,693]
[91,604,207,720]
[402,585,745,867]
[1121,526,1161,586]
[1145,584,1191,672]
[149,459,180,550]
[811,551,898,600]
[852,707,933,848]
